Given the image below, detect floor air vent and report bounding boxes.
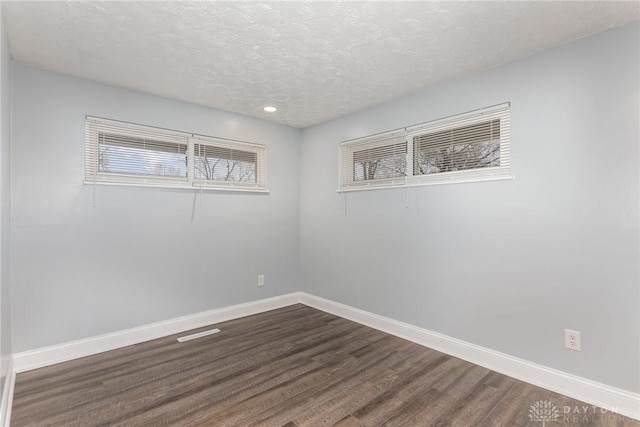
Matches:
[177,328,221,342]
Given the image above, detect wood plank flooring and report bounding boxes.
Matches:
[11,305,640,426]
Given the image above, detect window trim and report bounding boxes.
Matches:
[85,116,269,193]
[338,103,512,192]
[339,129,408,191]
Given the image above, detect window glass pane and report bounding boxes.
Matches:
[413,120,500,175]
[86,118,268,190]
[352,142,406,181]
[98,133,187,177]
[194,144,257,183]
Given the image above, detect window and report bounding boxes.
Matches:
[407,103,510,185]
[339,103,511,191]
[192,138,260,186]
[85,117,267,191]
[412,120,500,175]
[339,131,408,190]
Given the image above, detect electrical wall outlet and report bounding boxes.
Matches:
[565,329,581,351]
[258,275,264,287]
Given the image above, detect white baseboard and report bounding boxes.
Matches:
[0,356,14,427]
[7,291,639,422]
[13,292,303,373]
[300,293,640,421]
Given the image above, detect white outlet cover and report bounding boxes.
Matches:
[565,329,581,351]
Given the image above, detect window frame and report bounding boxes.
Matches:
[85,116,268,193]
[339,130,408,191]
[338,103,511,192]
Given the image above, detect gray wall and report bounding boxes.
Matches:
[11,64,301,352]
[300,22,639,393]
[0,10,12,394]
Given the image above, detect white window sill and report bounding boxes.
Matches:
[337,174,513,193]
[83,181,270,194]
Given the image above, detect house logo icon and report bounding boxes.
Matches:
[529,400,560,426]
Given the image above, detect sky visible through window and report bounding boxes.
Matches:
[99,144,257,182]
[99,145,187,177]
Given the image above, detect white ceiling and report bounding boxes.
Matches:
[2,1,638,128]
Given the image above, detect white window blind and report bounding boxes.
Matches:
[407,103,510,185]
[338,103,511,191]
[340,130,407,190]
[85,117,267,191]
[192,136,266,189]
[85,118,190,186]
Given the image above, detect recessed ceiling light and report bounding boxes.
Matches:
[263,106,277,113]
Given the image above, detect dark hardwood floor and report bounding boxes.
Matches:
[11,304,640,426]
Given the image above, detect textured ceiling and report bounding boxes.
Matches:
[3,1,639,128]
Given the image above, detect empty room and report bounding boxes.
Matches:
[0,1,638,426]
